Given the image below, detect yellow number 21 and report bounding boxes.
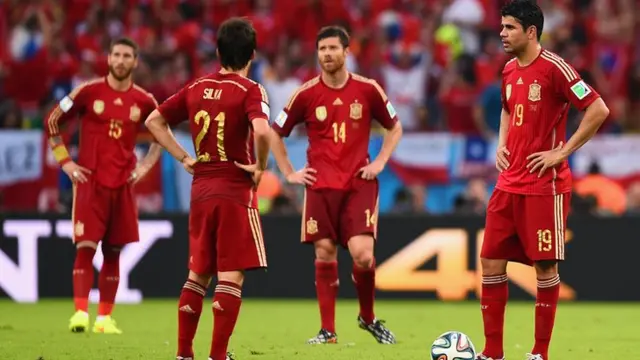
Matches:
[194,110,227,162]
[513,103,524,126]
[332,122,346,143]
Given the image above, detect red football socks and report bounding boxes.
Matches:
[315,260,339,333]
[532,275,560,359]
[177,279,207,358]
[352,260,376,324]
[481,274,508,359]
[98,247,120,316]
[72,247,96,312]
[210,281,242,360]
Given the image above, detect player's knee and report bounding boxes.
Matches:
[534,260,558,278]
[352,251,374,269]
[314,239,337,262]
[102,244,121,264]
[480,258,508,276]
[217,271,244,287]
[188,270,213,288]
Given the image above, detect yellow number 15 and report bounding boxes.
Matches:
[194,110,227,162]
[513,103,524,126]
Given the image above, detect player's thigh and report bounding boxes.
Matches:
[105,183,139,246]
[481,189,530,265]
[340,178,378,248]
[518,193,570,262]
[188,198,218,276]
[72,179,108,244]
[301,188,341,244]
[215,200,267,272]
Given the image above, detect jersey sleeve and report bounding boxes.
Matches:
[157,85,189,126]
[272,87,306,137]
[368,80,398,130]
[244,83,270,123]
[551,61,600,111]
[45,83,90,137]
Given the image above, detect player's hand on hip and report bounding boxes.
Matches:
[62,161,91,183]
[286,167,317,186]
[129,164,151,184]
[526,141,566,178]
[182,156,197,175]
[496,146,510,172]
[234,162,264,188]
[359,160,384,180]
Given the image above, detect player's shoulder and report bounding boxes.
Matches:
[538,49,579,81]
[350,72,387,100]
[286,76,321,107]
[188,72,259,93]
[502,57,517,74]
[71,77,105,97]
[131,83,158,105]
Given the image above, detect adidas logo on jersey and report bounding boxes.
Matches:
[517,77,524,85]
[333,98,343,105]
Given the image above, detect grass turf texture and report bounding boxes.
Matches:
[1,299,638,359]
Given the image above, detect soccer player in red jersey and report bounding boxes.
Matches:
[144,18,270,360]
[478,1,610,359]
[270,26,403,345]
[46,37,162,334]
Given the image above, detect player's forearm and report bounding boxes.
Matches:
[139,142,163,169]
[373,121,403,165]
[497,109,510,148]
[269,129,295,177]
[49,135,73,166]
[145,111,190,162]
[560,98,610,158]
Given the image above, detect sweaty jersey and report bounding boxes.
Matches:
[272,73,398,190]
[46,77,158,188]
[157,72,270,207]
[498,49,601,195]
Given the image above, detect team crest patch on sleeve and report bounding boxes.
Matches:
[386,101,397,118]
[570,80,591,100]
[261,102,270,120]
[59,96,74,113]
[275,110,287,127]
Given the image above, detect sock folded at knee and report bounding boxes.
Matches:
[98,246,120,316]
[533,274,560,359]
[73,247,96,312]
[352,259,376,324]
[210,281,242,360]
[177,279,207,358]
[481,274,508,359]
[315,260,338,333]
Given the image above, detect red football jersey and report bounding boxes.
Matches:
[272,73,398,190]
[157,72,270,207]
[46,77,158,188]
[498,49,601,195]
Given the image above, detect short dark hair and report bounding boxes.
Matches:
[217,17,257,71]
[110,37,139,57]
[501,0,544,41]
[316,26,350,49]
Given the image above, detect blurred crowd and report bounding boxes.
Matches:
[0,0,639,215]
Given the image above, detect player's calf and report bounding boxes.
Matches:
[479,258,509,359]
[532,261,560,360]
[69,241,97,333]
[210,271,244,360]
[313,239,339,335]
[348,235,376,325]
[177,271,210,359]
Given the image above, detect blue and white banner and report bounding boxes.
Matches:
[0,130,43,186]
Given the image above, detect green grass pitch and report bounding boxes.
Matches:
[1,299,639,359]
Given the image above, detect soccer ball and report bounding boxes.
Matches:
[431,331,476,360]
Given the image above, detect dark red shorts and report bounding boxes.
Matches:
[301,178,379,248]
[481,189,570,265]
[189,197,267,274]
[72,178,139,246]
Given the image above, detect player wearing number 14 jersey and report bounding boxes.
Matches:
[46,37,162,335]
[478,1,610,360]
[145,18,271,360]
[271,26,403,345]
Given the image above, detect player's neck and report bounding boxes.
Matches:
[106,74,133,92]
[219,67,249,78]
[516,43,542,67]
[321,69,349,89]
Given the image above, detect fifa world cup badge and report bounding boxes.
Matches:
[349,102,362,120]
[315,106,327,122]
[306,217,318,235]
[528,83,541,102]
[129,104,141,122]
[506,84,512,101]
[93,100,105,114]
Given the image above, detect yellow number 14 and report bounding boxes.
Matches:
[332,122,346,143]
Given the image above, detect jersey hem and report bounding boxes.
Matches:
[495,184,572,196]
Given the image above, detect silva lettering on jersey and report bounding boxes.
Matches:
[570,80,591,100]
[59,96,74,113]
[275,110,287,127]
[386,101,397,118]
[261,102,270,120]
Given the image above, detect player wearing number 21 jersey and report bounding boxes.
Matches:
[145,18,270,360]
[477,2,610,360]
[271,26,403,345]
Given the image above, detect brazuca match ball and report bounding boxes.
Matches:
[430,331,477,360]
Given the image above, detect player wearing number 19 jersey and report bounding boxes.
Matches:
[145,18,270,360]
[478,2,610,360]
[271,26,403,345]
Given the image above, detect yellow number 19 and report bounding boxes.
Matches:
[194,110,227,162]
[537,229,552,252]
[514,104,524,126]
[332,122,346,143]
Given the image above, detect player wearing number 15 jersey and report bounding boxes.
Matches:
[271,26,403,345]
[145,18,270,360]
[46,37,162,335]
[478,2,610,360]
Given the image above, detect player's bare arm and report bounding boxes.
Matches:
[269,129,317,185]
[359,121,402,180]
[234,117,270,187]
[129,142,163,183]
[496,108,511,172]
[144,109,196,173]
[527,98,609,177]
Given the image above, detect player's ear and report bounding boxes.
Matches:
[527,25,537,40]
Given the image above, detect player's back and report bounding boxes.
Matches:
[185,72,264,206]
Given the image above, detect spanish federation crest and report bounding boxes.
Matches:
[93,100,104,114]
[74,221,84,237]
[349,102,363,120]
[306,217,318,235]
[506,84,512,101]
[315,106,327,122]
[528,83,541,102]
[129,104,141,122]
